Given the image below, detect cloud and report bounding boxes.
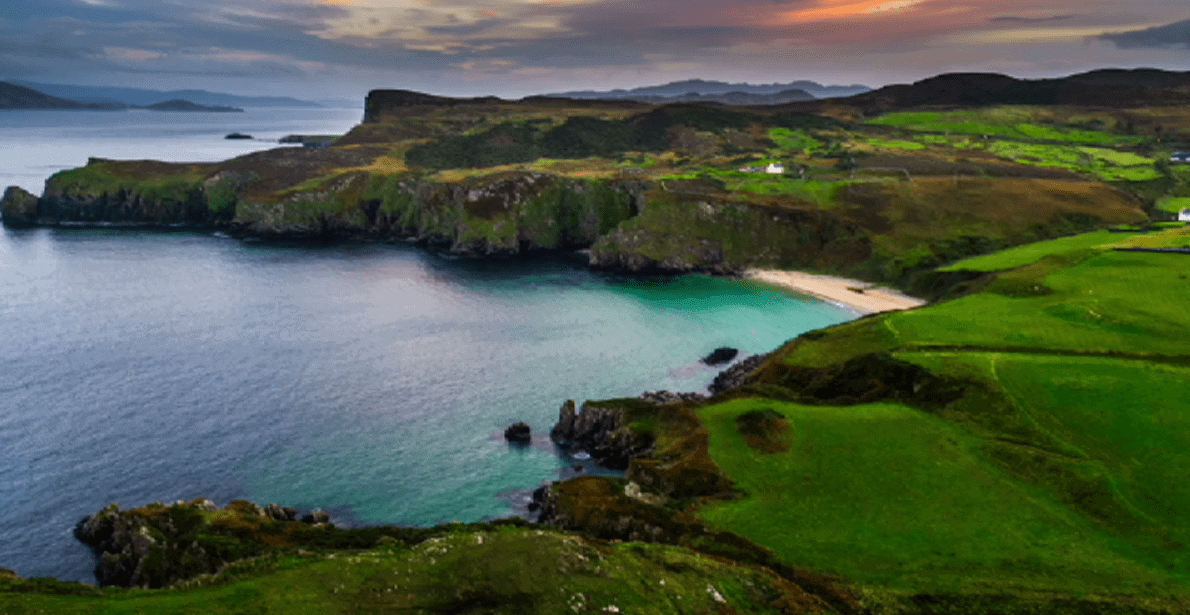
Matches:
[1100,18,1190,49]
[990,15,1074,23]
[103,46,166,61]
[1,0,1189,97]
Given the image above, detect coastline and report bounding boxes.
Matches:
[744,268,927,315]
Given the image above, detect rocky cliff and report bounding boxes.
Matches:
[2,160,646,258]
[74,499,331,588]
[549,399,656,470]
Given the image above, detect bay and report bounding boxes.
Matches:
[0,107,855,584]
[0,228,854,583]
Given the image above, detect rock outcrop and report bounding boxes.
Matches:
[0,186,38,226]
[708,354,768,394]
[549,399,655,470]
[73,499,334,588]
[638,390,707,405]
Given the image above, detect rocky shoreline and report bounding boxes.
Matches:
[64,349,766,590]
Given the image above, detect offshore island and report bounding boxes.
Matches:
[3,68,1190,614]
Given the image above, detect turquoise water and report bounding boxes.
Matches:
[0,227,854,582]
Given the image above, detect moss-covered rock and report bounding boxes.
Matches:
[0,186,38,226]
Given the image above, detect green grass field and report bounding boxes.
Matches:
[768,127,822,153]
[867,109,1137,145]
[979,141,1161,181]
[939,229,1140,272]
[889,250,1190,356]
[1158,196,1190,214]
[694,399,1187,594]
[865,138,927,150]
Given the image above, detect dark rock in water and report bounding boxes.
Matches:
[302,509,331,524]
[573,464,584,472]
[702,347,738,366]
[1,186,39,227]
[225,132,252,140]
[265,503,298,522]
[504,421,532,444]
[639,390,706,405]
[709,354,767,394]
[548,399,654,470]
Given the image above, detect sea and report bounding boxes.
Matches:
[0,107,856,583]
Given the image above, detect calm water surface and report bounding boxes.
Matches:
[0,107,364,195]
[0,227,854,582]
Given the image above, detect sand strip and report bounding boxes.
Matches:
[745,269,927,315]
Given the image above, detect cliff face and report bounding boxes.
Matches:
[232,171,644,254]
[2,162,645,258]
[590,187,873,275]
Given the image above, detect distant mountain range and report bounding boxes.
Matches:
[548,79,872,102]
[0,82,242,111]
[10,81,326,108]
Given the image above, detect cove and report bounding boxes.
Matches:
[0,226,854,582]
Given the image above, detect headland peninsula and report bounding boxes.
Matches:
[3,68,1190,614]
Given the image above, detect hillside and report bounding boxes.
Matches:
[781,72,1190,119]
[0,81,120,110]
[551,78,872,100]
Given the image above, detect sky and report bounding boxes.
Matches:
[0,0,1187,101]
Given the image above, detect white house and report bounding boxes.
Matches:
[1171,152,1190,163]
[765,162,785,174]
[1179,208,1190,222]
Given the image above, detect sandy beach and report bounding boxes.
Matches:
[745,269,928,315]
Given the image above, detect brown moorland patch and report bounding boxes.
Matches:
[734,408,792,453]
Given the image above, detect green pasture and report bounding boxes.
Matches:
[694,399,1184,594]
[897,351,1190,565]
[981,141,1161,181]
[728,177,852,207]
[767,127,821,153]
[1112,225,1190,249]
[1158,196,1190,214]
[939,229,1140,272]
[990,355,1190,537]
[0,528,797,615]
[865,138,926,150]
[867,109,1136,145]
[889,250,1190,355]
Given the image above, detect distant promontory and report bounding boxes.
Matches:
[0,82,242,112]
